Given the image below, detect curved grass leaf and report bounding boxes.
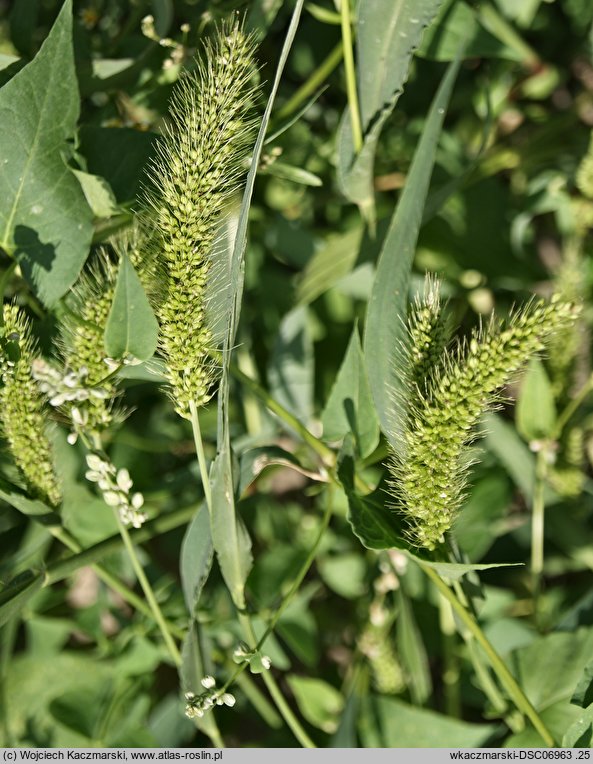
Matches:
[0,0,94,306]
[0,570,43,628]
[180,503,213,616]
[212,0,305,609]
[104,252,159,362]
[321,325,379,458]
[337,0,444,218]
[516,357,557,442]
[363,57,462,454]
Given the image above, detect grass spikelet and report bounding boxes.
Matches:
[59,251,119,433]
[144,21,258,419]
[0,305,61,507]
[389,284,579,550]
[406,275,450,397]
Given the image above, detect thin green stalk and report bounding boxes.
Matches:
[531,448,547,623]
[45,505,195,585]
[190,404,316,748]
[189,400,212,508]
[553,374,593,438]
[114,511,182,666]
[275,42,343,122]
[239,612,316,749]
[438,594,461,718]
[257,488,333,650]
[450,577,508,717]
[231,365,336,466]
[340,0,363,153]
[233,672,282,729]
[50,525,185,640]
[419,561,555,746]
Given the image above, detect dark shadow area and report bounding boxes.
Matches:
[13,224,57,288]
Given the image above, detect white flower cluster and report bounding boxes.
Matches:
[232,643,272,673]
[184,676,236,719]
[85,453,147,528]
[32,359,109,408]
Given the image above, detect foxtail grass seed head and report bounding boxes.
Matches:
[0,305,61,507]
[405,275,450,397]
[144,22,258,419]
[389,283,579,550]
[58,252,120,434]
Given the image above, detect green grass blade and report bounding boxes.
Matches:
[212,0,305,609]
[363,57,462,453]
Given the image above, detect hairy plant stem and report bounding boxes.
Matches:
[233,370,554,744]
[190,403,316,748]
[419,562,554,746]
[340,0,362,153]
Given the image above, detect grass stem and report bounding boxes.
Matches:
[340,0,363,153]
[419,562,554,746]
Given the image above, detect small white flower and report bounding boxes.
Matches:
[261,655,272,670]
[103,490,122,507]
[201,675,216,690]
[67,432,78,445]
[184,691,195,701]
[222,693,236,707]
[86,453,106,472]
[131,492,144,509]
[116,468,133,492]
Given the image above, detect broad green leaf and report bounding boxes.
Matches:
[296,225,363,305]
[210,453,253,610]
[363,59,461,453]
[484,413,558,504]
[104,252,159,362]
[246,0,284,36]
[0,476,56,519]
[286,676,344,733]
[318,553,366,599]
[571,659,593,709]
[364,696,494,747]
[0,0,94,305]
[516,358,557,442]
[453,471,513,561]
[337,0,444,218]
[268,305,314,425]
[212,0,305,609]
[418,0,522,61]
[321,326,379,458]
[0,54,19,71]
[511,628,593,711]
[179,504,213,615]
[72,170,119,219]
[396,590,432,704]
[0,570,43,628]
[563,704,593,748]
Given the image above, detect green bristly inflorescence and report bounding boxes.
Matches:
[145,23,258,419]
[0,305,61,507]
[389,281,579,550]
[406,275,450,398]
[59,253,118,433]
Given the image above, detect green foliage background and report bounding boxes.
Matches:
[1,0,593,749]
